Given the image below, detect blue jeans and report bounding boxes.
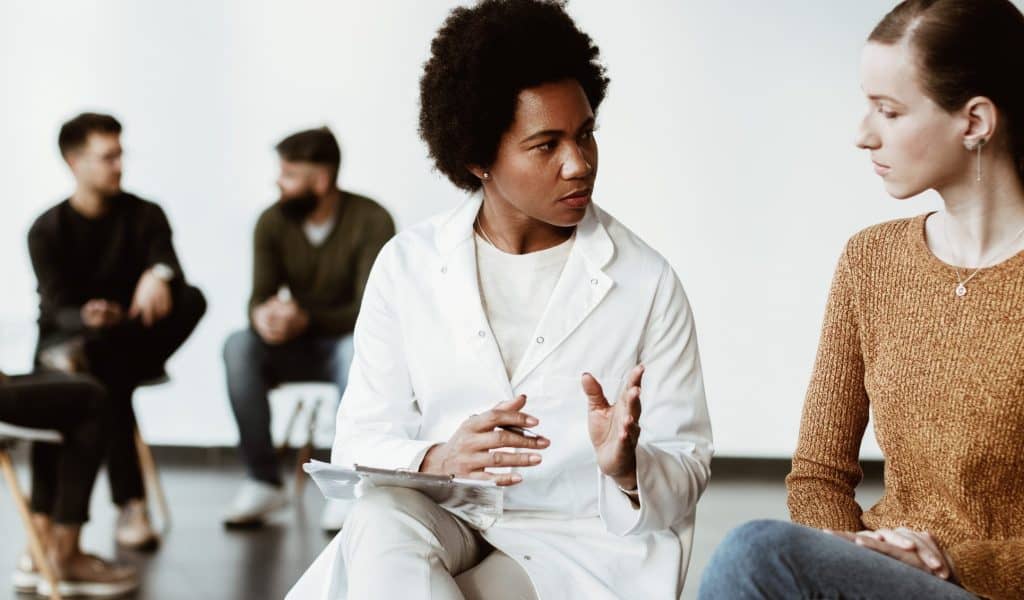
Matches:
[699,520,977,600]
[223,328,354,486]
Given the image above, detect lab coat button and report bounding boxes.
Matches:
[441,266,447,274]
[590,278,599,285]
[524,555,531,560]
[536,337,544,344]
[478,330,486,338]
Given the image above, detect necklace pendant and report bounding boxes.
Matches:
[955,283,967,297]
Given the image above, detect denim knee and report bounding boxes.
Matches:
[700,520,800,598]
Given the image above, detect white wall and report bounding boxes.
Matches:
[5,1,1008,456]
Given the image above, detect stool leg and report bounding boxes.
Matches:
[278,399,304,457]
[294,398,322,496]
[134,427,171,535]
[0,450,62,600]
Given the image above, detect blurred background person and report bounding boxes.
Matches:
[28,112,207,551]
[221,127,394,531]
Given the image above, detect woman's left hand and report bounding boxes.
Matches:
[582,365,644,491]
[826,528,957,582]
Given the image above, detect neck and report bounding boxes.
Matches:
[307,188,341,225]
[477,192,574,254]
[935,156,1024,266]
[69,185,110,219]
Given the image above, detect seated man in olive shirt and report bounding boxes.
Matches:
[28,112,206,551]
[222,127,394,530]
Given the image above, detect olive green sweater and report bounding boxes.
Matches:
[248,191,394,336]
[787,213,1024,600]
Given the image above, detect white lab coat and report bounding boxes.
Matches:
[287,196,713,600]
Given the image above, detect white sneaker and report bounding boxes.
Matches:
[11,554,37,593]
[320,498,355,533]
[223,480,289,527]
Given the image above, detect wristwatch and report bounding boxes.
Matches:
[150,263,175,282]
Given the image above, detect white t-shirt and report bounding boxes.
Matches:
[475,232,575,379]
[304,215,337,246]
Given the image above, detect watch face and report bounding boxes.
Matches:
[152,264,174,281]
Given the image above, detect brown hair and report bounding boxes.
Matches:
[275,127,341,176]
[58,112,122,157]
[869,0,1024,179]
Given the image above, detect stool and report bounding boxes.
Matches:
[273,382,338,495]
[0,421,65,600]
[133,374,172,536]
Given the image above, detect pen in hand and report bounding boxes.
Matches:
[497,425,540,439]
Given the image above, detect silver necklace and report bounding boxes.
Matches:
[942,212,1024,298]
[474,215,499,248]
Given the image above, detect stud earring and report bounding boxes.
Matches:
[482,172,490,181]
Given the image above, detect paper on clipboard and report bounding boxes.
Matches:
[303,460,504,529]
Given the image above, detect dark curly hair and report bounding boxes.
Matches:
[419,0,610,192]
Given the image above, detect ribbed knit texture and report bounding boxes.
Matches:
[786,213,1024,600]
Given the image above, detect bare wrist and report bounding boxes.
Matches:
[420,443,448,475]
[612,472,638,491]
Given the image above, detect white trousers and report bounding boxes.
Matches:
[340,486,538,600]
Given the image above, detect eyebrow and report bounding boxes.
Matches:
[519,117,596,145]
[867,94,903,105]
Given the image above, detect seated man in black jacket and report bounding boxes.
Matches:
[27,112,206,550]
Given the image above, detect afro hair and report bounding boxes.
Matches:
[419,0,610,192]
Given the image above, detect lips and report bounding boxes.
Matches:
[872,160,891,176]
[559,188,592,209]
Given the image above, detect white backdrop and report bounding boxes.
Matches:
[6,1,1004,457]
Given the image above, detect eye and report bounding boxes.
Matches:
[876,106,898,119]
[533,141,556,152]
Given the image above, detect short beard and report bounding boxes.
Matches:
[279,193,319,221]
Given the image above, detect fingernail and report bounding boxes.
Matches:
[537,438,550,447]
[526,416,539,426]
[511,474,522,482]
[582,372,590,377]
[529,455,541,464]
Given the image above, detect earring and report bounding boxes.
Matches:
[974,139,986,182]
[482,171,490,181]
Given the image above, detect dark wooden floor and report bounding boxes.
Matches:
[0,449,884,600]
[1,447,336,600]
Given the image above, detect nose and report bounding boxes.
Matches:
[856,112,880,151]
[561,143,594,180]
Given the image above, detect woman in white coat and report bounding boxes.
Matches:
[291,1,712,598]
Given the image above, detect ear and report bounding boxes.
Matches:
[313,167,333,194]
[466,164,490,183]
[962,96,998,150]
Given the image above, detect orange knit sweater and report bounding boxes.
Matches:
[786,213,1024,600]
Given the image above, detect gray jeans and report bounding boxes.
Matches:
[223,328,354,486]
[699,520,977,600]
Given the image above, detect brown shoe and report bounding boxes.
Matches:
[115,500,159,551]
[37,553,138,598]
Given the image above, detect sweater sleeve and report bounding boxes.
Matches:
[248,210,284,322]
[946,539,1024,600]
[306,208,395,336]
[141,203,185,283]
[27,217,84,333]
[786,243,870,531]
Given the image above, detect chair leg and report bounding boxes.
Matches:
[294,398,322,496]
[278,399,305,457]
[0,450,62,600]
[134,427,171,536]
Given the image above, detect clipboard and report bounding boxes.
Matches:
[303,460,504,529]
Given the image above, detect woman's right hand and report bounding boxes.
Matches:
[419,394,550,486]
